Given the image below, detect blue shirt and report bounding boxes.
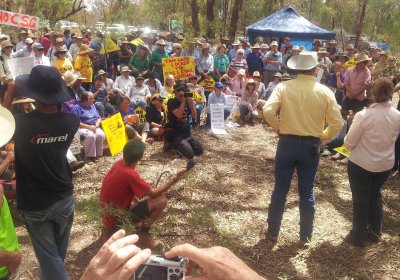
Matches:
[244,47,252,59]
[263,50,282,71]
[246,52,263,75]
[117,107,134,120]
[228,49,236,62]
[207,91,226,113]
[71,102,100,125]
[90,86,108,102]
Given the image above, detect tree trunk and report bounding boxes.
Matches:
[354,0,368,50]
[228,0,243,40]
[191,0,200,36]
[206,0,215,39]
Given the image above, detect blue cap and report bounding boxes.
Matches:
[215,82,223,88]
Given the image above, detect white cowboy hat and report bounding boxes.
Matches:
[287,51,318,70]
[63,70,79,87]
[0,106,15,147]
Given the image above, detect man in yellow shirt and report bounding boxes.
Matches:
[263,51,343,244]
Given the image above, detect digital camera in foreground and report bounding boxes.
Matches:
[132,255,188,280]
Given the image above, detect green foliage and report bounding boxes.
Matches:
[188,206,215,233]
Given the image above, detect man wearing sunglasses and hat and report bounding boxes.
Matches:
[166,81,203,159]
[13,66,80,280]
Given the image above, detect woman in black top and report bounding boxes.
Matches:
[146,94,166,137]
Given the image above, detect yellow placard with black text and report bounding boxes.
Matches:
[333,145,351,158]
[135,107,147,125]
[199,76,215,92]
[162,56,195,80]
[101,113,127,156]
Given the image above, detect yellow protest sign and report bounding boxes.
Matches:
[131,38,145,46]
[199,76,215,92]
[343,54,359,69]
[162,56,195,80]
[101,113,127,156]
[100,38,120,54]
[333,145,351,158]
[135,107,147,124]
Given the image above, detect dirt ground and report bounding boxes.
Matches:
[13,118,400,280]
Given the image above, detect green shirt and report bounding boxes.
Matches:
[214,53,229,73]
[150,49,169,71]
[0,195,20,278]
[128,53,150,77]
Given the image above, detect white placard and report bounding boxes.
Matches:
[69,132,82,155]
[225,95,238,114]
[315,66,324,83]
[7,57,34,79]
[210,103,227,135]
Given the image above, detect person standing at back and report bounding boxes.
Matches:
[263,52,343,244]
[13,66,80,280]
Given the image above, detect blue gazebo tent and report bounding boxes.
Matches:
[245,5,336,49]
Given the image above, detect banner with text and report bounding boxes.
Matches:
[101,113,127,156]
[198,75,215,92]
[162,56,195,80]
[0,10,38,29]
[210,104,227,135]
[7,57,34,79]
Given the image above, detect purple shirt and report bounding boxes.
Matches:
[344,66,371,101]
[117,107,134,120]
[70,102,100,125]
[325,73,345,89]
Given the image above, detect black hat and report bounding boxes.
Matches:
[15,66,71,105]
[173,80,187,93]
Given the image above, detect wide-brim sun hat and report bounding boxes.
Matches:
[98,69,106,75]
[287,51,318,70]
[78,44,94,55]
[63,70,79,87]
[356,54,371,64]
[246,79,256,84]
[0,106,15,147]
[139,44,151,53]
[156,39,166,46]
[54,46,68,55]
[252,71,261,77]
[121,66,130,73]
[15,65,72,105]
[12,97,35,104]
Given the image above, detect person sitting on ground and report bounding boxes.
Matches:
[206,82,231,127]
[344,77,400,247]
[166,82,203,159]
[91,74,115,118]
[117,95,153,143]
[252,71,266,100]
[170,43,183,57]
[98,69,114,91]
[144,71,163,96]
[230,69,247,97]
[187,74,206,126]
[0,107,22,280]
[221,76,234,95]
[71,91,105,162]
[265,72,282,100]
[146,94,166,138]
[113,66,136,95]
[53,46,74,75]
[129,45,150,78]
[229,48,248,78]
[128,74,151,110]
[240,79,259,125]
[160,74,175,98]
[99,139,188,248]
[197,44,214,82]
[213,44,230,80]
[73,44,94,90]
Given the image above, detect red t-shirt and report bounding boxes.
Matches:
[100,159,152,229]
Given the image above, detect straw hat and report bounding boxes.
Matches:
[232,40,240,46]
[270,41,278,47]
[98,69,107,75]
[63,71,79,86]
[251,43,261,49]
[156,39,166,46]
[281,73,291,80]
[260,43,269,49]
[139,44,151,53]
[252,71,261,77]
[75,71,86,80]
[317,48,329,54]
[12,97,35,104]
[356,54,371,64]
[78,44,94,55]
[246,79,256,84]
[0,106,15,147]
[54,46,68,55]
[120,66,130,73]
[273,72,283,78]
[287,51,318,70]
[1,40,14,49]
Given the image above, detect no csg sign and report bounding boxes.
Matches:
[0,10,38,30]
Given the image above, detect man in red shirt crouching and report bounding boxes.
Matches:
[100,139,188,249]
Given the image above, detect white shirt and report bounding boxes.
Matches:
[129,84,151,102]
[113,75,135,94]
[33,55,51,66]
[344,102,400,172]
[16,41,26,51]
[69,43,80,62]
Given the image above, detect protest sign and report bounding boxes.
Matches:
[135,107,147,124]
[0,10,38,29]
[100,38,120,54]
[343,54,358,69]
[210,104,227,135]
[130,38,145,46]
[315,67,324,82]
[101,113,127,156]
[333,145,351,158]
[69,132,82,155]
[7,57,34,79]
[225,95,238,114]
[199,76,215,92]
[162,56,195,80]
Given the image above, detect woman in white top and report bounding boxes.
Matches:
[344,77,400,247]
[197,44,214,79]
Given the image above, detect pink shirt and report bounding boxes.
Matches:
[230,78,246,97]
[344,66,371,101]
[344,102,400,172]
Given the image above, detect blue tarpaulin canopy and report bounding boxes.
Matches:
[245,5,336,40]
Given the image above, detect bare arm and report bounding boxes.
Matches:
[144,170,187,198]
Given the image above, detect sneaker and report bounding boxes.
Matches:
[339,158,349,165]
[331,153,344,160]
[321,148,331,157]
[69,160,85,171]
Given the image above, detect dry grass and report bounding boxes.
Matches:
[14,123,400,280]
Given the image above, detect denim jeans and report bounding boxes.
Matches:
[172,136,204,159]
[195,104,204,124]
[239,104,258,121]
[130,99,147,111]
[347,160,390,246]
[22,196,74,280]
[267,135,320,241]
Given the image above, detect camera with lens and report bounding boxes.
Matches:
[184,91,193,98]
[131,255,188,280]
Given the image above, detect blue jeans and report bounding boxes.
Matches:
[94,101,115,118]
[195,104,204,124]
[22,196,74,280]
[347,160,390,246]
[267,135,320,241]
[239,104,258,121]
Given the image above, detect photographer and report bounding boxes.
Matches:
[81,229,267,280]
[262,41,282,86]
[166,81,204,159]
[100,139,188,249]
